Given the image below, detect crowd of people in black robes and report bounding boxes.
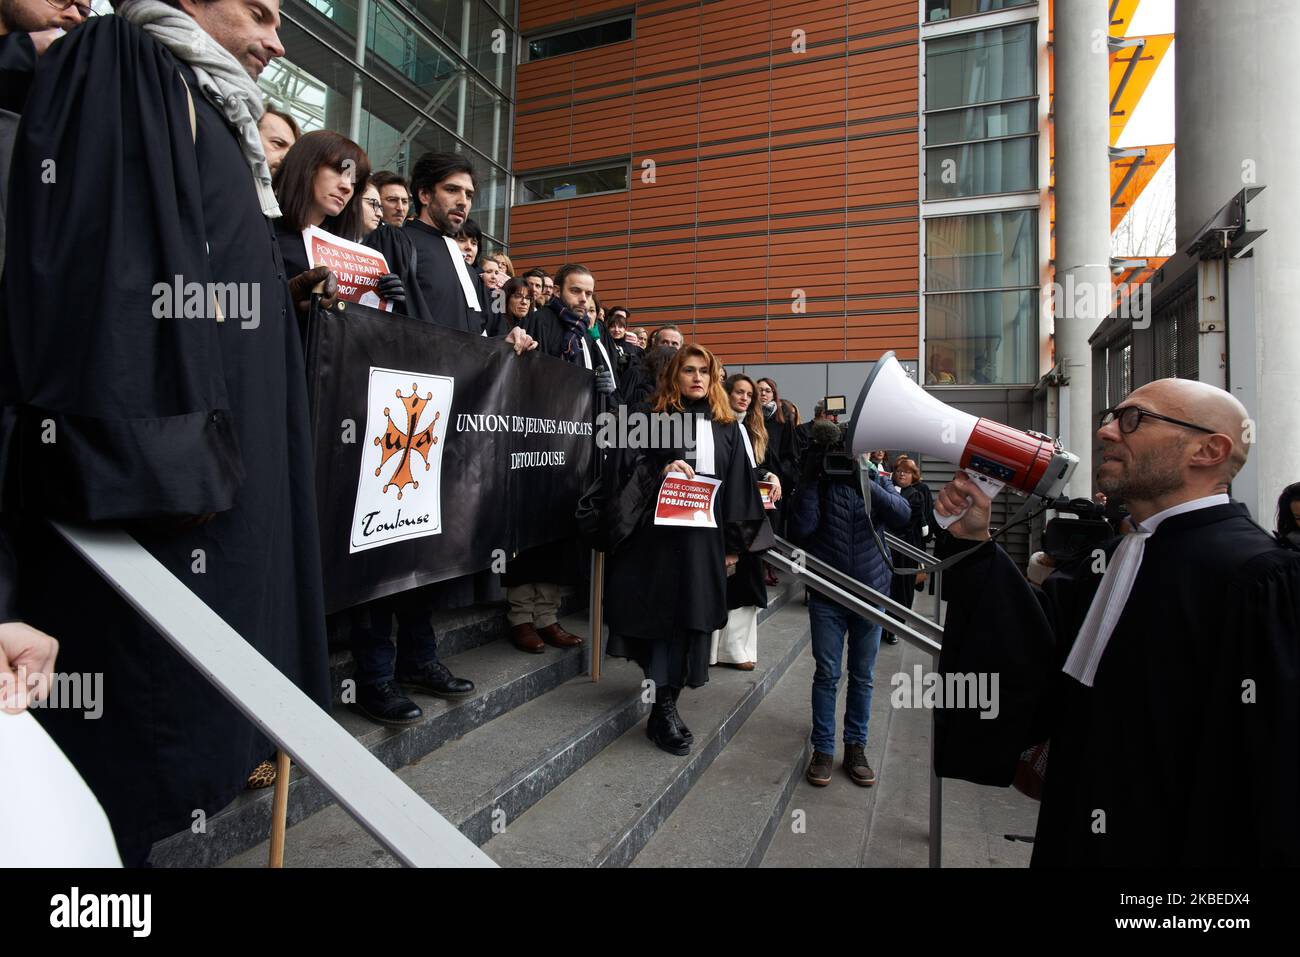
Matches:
[1,0,1297,871]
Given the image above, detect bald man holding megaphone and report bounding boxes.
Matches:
[849,357,1299,867]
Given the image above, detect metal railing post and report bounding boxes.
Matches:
[770,534,947,868]
[52,521,496,868]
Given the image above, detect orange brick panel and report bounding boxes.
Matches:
[519,0,576,34]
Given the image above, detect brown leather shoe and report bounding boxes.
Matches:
[735,661,756,671]
[511,622,545,654]
[538,622,583,648]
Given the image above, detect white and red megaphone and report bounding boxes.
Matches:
[849,352,1078,526]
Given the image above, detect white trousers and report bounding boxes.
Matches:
[710,605,759,665]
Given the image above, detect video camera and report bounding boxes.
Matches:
[1041,496,1116,564]
[804,411,857,481]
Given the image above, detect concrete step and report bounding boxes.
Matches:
[631,644,815,868]
[758,632,901,868]
[148,609,588,867]
[759,603,1040,868]
[481,599,813,868]
[324,591,583,703]
[219,579,802,867]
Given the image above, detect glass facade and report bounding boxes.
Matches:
[924,22,1037,200]
[922,18,1041,385]
[924,210,1038,385]
[260,0,517,244]
[517,163,629,204]
[925,0,1034,23]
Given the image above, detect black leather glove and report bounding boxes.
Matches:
[376,272,406,303]
[594,368,617,396]
[288,266,337,318]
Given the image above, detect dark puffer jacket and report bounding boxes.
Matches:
[787,469,911,598]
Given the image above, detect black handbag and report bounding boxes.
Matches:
[574,455,658,555]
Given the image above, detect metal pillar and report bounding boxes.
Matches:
[457,0,472,138]
[1175,0,1300,523]
[348,0,370,144]
[1053,0,1113,496]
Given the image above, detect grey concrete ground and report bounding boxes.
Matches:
[762,589,1040,868]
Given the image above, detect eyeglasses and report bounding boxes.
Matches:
[47,0,92,17]
[1099,405,1216,435]
[363,199,383,213]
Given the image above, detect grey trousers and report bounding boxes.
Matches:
[507,582,562,627]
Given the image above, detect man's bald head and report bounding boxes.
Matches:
[1125,378,1250,482]
[1096,377,1250,520]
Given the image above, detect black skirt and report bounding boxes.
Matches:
[606,628,711,690]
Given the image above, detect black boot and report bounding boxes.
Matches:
[351,680,424,727]
[646,694,690,756]
[662,686,693,744]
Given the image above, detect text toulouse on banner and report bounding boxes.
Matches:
[307,301,595,613]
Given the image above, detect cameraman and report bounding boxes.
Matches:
[788,422,910,788]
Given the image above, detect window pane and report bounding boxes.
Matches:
[925,136,1036,199]
[519,165,629,203]
[527,18,633,62]
[925,209,1036,291]
[926,0,1034,22]
[273,0,512,170]
[924,290,1037,384]
[927,100,1035,145]
[925,23,1035,110]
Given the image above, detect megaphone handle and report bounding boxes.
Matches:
[934,472,1006,529]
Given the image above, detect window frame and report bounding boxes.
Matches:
[922,207,1041,386]
[515,160,632,205]
[924,0,1036,27]
[922,21,1039,203]
[521,11,635,64]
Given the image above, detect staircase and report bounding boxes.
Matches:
[152,573,1038,868]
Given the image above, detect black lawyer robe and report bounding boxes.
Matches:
[0,18,330,862]
[604,399,767,645]
[402,218,486,335]
[362,221,434,326]
[935,502,1300,866]
[0,30,37,274]
[723,430,779,612]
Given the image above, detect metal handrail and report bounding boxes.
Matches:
[771,535,943,645]
[882,531,940,568]
[763,537,946,867]
[53,521,495,868]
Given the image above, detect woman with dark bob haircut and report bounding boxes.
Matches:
[273,130,422,335]
[273,129,372,273]
[601,345,768,756]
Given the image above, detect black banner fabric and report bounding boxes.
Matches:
[306,302,594,613]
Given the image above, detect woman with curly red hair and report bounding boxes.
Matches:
[603,346,768,755]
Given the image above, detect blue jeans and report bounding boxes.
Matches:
[349,590,442,688]
[808,596,882,755]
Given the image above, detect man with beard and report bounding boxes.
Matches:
[405,152,515,343]
[0,0,333,864]
[932,378,1299,866]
